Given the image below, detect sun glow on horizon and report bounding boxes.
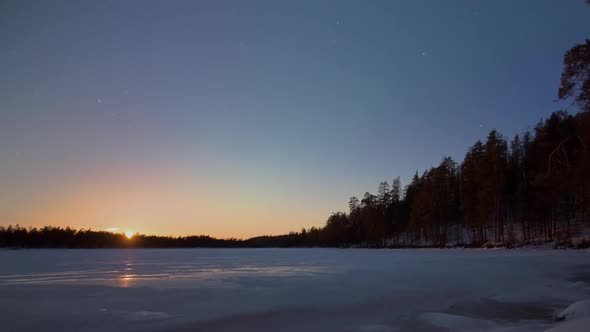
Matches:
[125,231,134,239]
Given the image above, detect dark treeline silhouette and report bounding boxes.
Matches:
[0,226,241,248]
[0,225,338,248]
[309,109,590,248]
[2,38,590,249]
[301,37,590,248]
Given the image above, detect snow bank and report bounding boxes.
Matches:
[555,299,590,321]
[546,300,590,332]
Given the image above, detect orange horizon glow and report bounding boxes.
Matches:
[0,163,342,239]
[0,169,342,239]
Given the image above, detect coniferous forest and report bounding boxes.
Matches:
[2,39,590,249]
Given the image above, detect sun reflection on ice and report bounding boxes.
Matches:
[118,274,136,288]
[118,252,136,288]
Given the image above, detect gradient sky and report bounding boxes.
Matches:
[1,1,589,238]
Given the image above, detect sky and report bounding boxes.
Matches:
[1,0,589,238]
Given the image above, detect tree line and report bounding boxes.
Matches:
[0,225,314,248]
[303,38,590,248]
[309,110,589,248]
[1,37,589,249]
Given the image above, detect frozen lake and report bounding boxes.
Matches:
[0,248,589,332]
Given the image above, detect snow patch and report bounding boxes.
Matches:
[555,299,590,321]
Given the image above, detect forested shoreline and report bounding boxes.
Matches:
[311,108,590,249]
[305,38,590,249]
[2,39,590,250]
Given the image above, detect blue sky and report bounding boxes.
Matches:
[1,0,589,237]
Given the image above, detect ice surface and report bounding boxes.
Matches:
[0,248,588,332]
[421,312,497,330]
[545,318,590,332]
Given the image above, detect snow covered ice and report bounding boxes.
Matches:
[0,248,589,332]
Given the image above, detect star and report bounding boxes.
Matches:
[97,98,102,104]
[421,51,428,56]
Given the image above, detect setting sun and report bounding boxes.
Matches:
[125,232,134,239]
